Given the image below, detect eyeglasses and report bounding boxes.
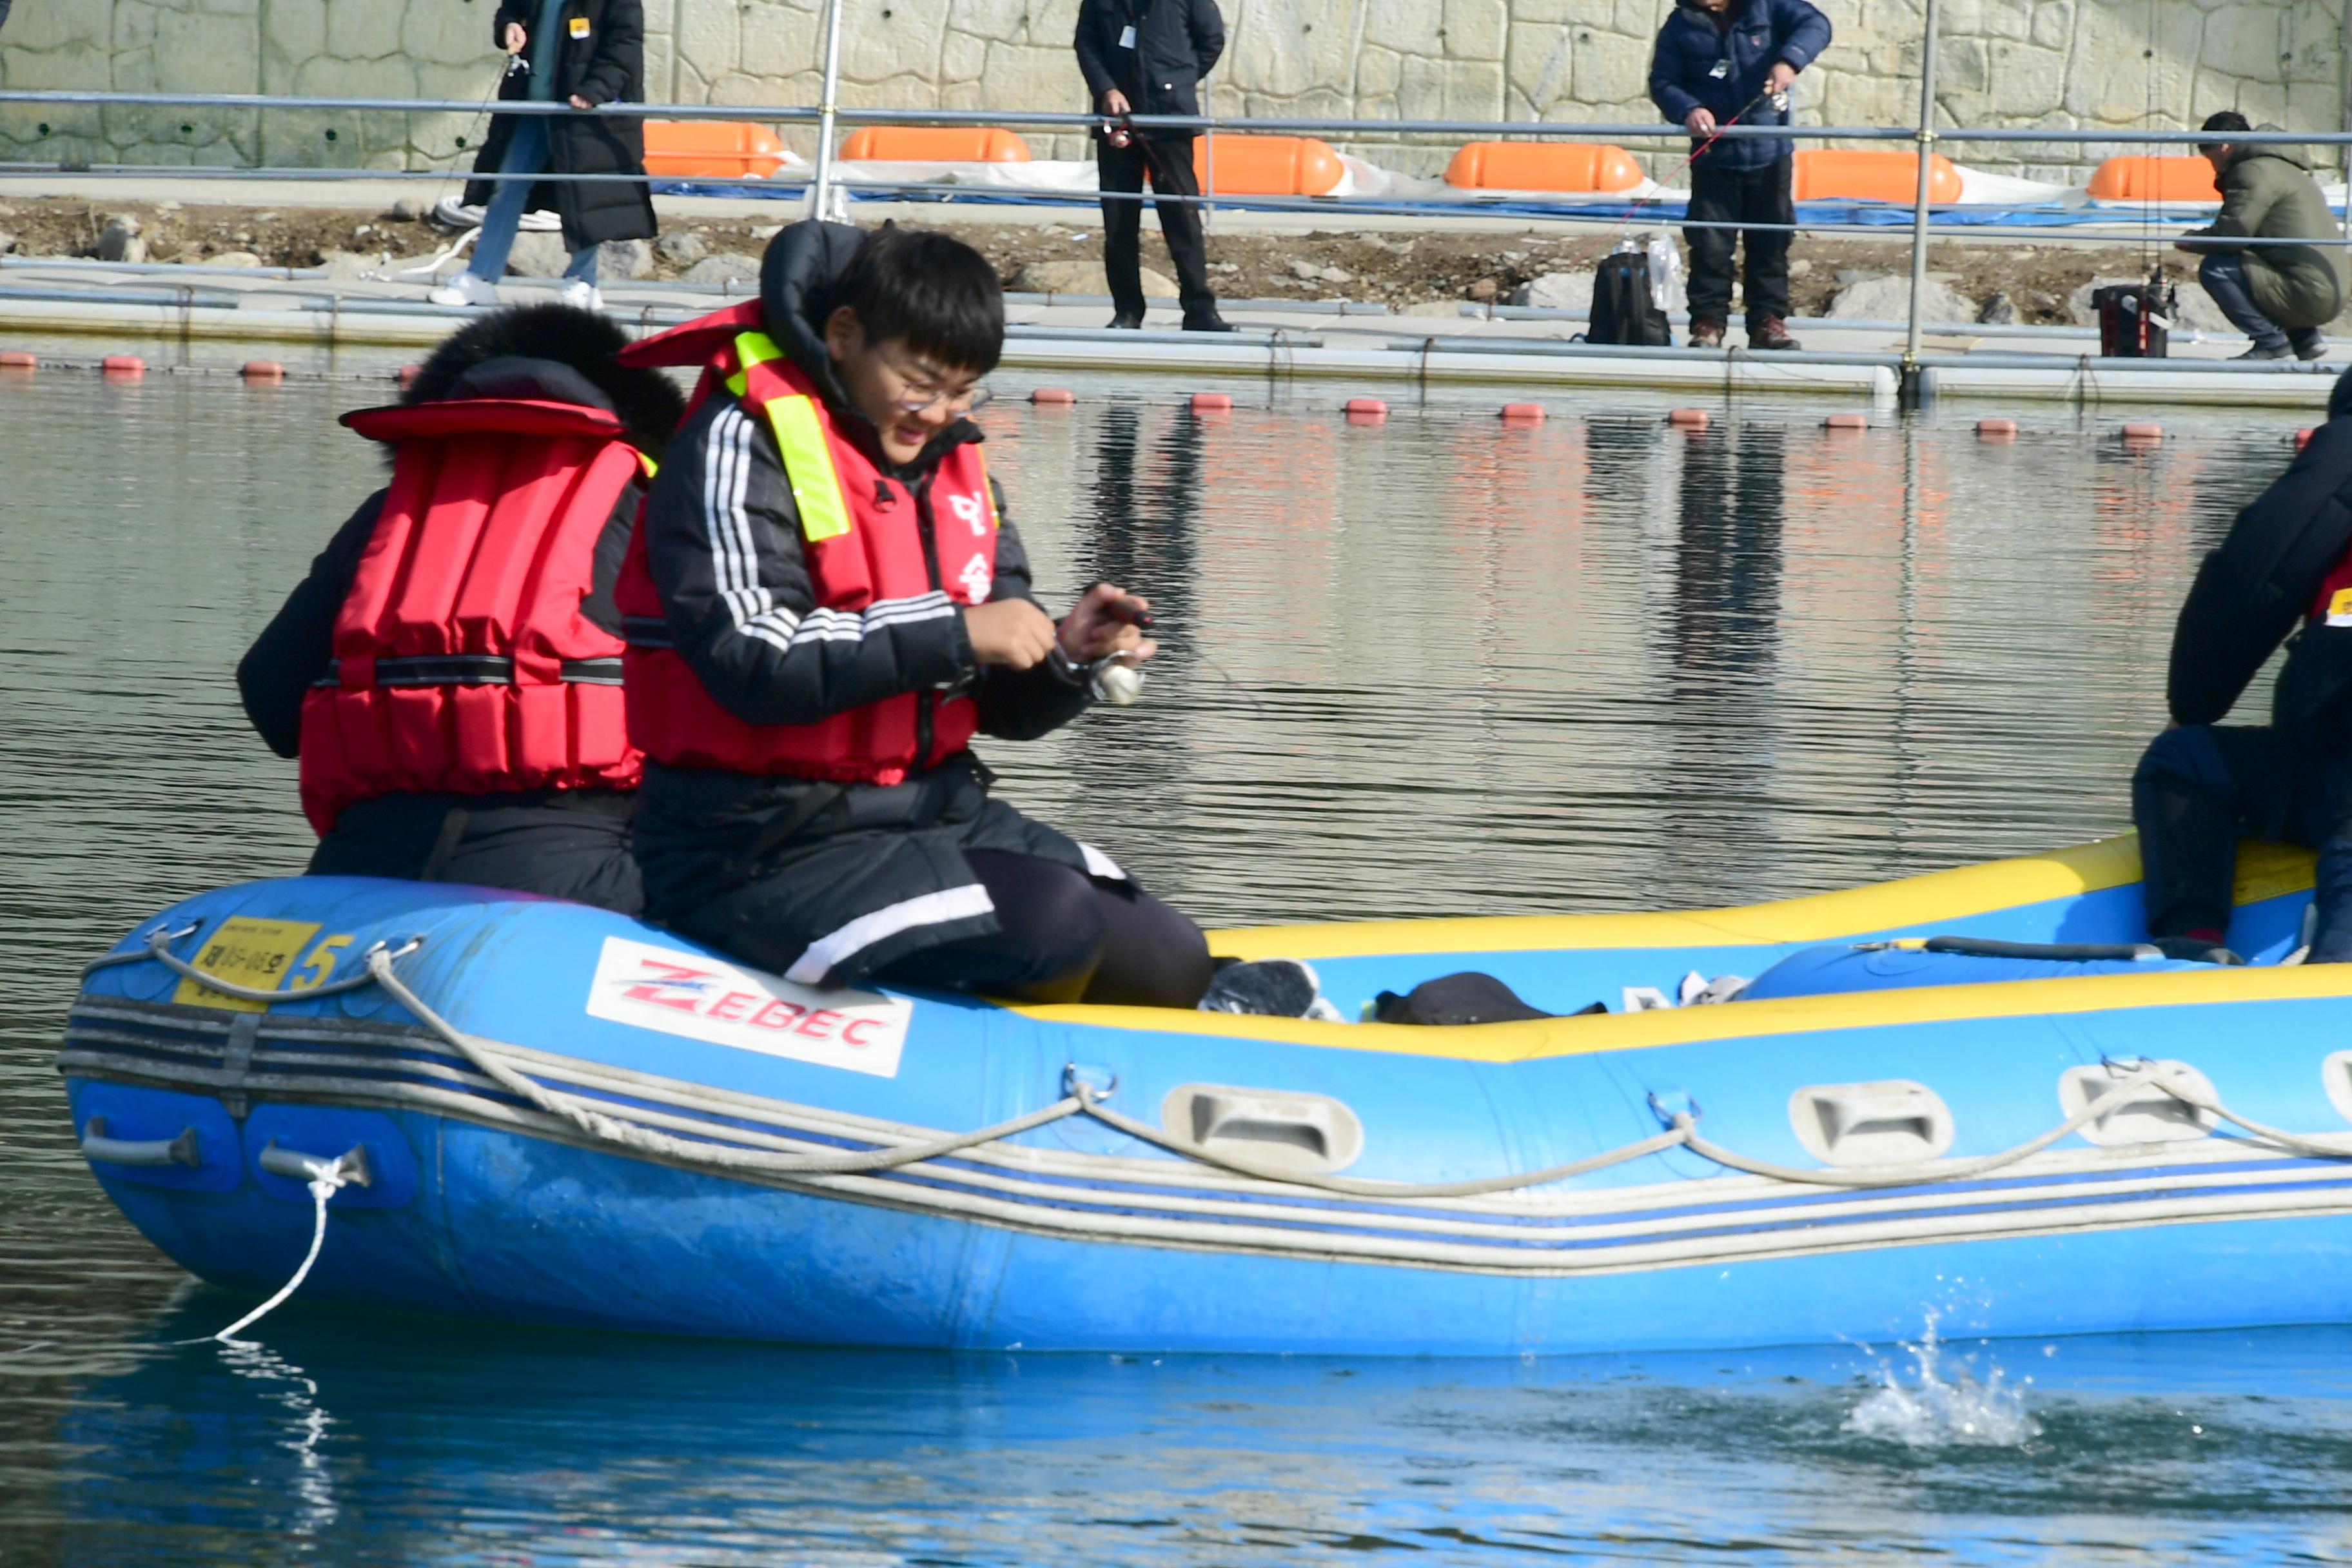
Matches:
[875,342,992,415]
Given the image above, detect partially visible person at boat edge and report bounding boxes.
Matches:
[609,220,1224,1008]
[2132,366,2352,964]
[430,0,656,313]
[236,304,682,914]
[1647,0,1830,354]
[2175,112,2349,364]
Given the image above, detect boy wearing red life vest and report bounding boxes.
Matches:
[615,221,1213,1004]
[238,304,683,912]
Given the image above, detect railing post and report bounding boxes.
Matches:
[1901,0,1942,406]
[805,0,848,222]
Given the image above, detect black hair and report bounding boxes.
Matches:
[833,224,1005,376]
[404,302,686,457]
[2197,110,2251,154]
[2330,366,2352,423]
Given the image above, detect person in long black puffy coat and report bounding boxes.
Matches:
[435,0,657,310]
[2134,368,2352,962]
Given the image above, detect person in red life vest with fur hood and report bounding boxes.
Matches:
[237,304,683,912]
[614,220,1213,1004]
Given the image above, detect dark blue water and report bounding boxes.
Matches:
[3,365,2340,1563]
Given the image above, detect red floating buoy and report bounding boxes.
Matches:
[1344,397,1387,422]
[1029,387,1075,406]
[242,360,286,381]
[101,355,144,378]
[1823,412,1868,430]
[1977,418,2018,439]
[2297,427,2316,450]
[1667,408,1709,428]
[0,350,35,370]
[397,364,422,387]
[1190,391,1232,415]
[2120,422,2164,442]
[1498,402,1544,422]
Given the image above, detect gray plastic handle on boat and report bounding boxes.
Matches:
[80,1115,200,1168]
[258,1141,373,1188]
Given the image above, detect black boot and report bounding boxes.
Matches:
[1107,310,1144,329]
[1182,310,1236,333]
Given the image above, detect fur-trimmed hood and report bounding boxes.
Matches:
[402,302,685,458]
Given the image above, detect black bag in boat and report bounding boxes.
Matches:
[1373,972,1602,1025]
[2095,282,2175,358]
[1588,251,1672,348]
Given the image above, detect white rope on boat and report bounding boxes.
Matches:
[83,927,2352,1211]
[363,949,1092,1174]
[211,1157,349,1344]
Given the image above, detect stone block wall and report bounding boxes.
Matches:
[1,0,2346,182]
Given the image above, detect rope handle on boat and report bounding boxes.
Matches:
[84,921,420,1001]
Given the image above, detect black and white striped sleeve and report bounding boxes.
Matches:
[638,398,977,727]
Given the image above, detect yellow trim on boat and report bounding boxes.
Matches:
[1203,836,2314,961]
[1015,959,2352,1065]
[1001,837,2327,1063]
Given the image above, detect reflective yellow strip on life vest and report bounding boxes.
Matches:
[724,329,786,399]
[765,396,853,544]
[723,329,853,544]
[972,449,1001,532]
[636,451,659,478]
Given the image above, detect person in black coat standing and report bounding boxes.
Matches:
[1073,0,1231,333]
[432,0,658,312]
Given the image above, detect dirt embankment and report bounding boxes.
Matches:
[0,195,2204,324]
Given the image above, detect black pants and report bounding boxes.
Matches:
[2133,723,2352,959]
[1098,133,1216,320]
[1685,159,1794,330]
[875,850,1212,1007]
[308,790,644,915]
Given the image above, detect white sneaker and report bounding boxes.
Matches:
[556,279,603,311]
[427,272,500,308]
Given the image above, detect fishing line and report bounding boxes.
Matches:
[1554,87,1773,276]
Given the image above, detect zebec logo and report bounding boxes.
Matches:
[585,936,912,1077]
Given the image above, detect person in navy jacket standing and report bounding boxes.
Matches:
[1649,0,1831,352]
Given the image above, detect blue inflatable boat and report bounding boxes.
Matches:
[57,836,2352,1355]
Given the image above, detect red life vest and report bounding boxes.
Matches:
[612,306,1002,786]
[297,398,646,834]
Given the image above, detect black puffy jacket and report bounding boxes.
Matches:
[460,0,657,251]
[2169,418,2352,750]
[1073,0,1225,134]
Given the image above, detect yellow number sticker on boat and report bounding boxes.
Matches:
[2328,587,2352,628]
[173,917,324,1012]
[289,934,354,993]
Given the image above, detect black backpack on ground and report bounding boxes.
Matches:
[1587,251,1672,348]
[2095,282,2175,358]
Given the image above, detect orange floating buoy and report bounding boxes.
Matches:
[242,360,286,381]
[643,120,795,180]
[1791,149,1963,205]
[1823,412,1868,430]
[1344,397,1387,422]
[2086,155,2219,204]
[1190,391,1233,414]
[0,350,34,370]
[1666,408,1709,428]
[101,355,144,378]
[1498,402,1545,422]
[1977,418,2019,438]
[1191,135,1344,197]
[1029,387,1075,406]
[2297,427,2316,450]
[1444,142,1643,195]
[839,125,1032,164]
[2121,422,2164,442]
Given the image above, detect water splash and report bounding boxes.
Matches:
[1843,1314,2041,1449]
